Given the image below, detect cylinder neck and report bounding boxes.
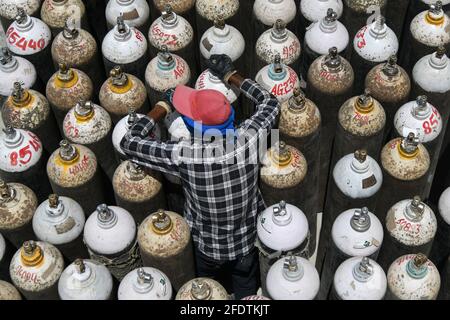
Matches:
[406,254,429,279]
[288,88,306,113]
[190,279,212,300]
[352,257,374,282]
[96,204,118,229]
[157,46,176,71]
[56,63,78,88]
[151,210,173,235]
[324,47,342,71]
[52,0,68,5]
[125,161,146,181]
[382,55,400,77]
[212,18,231,40]
[429,46,448,70]
[11,82,32,107]
[351,207,371,232]
[72,259,93,283]
[45,194,67,221]
[426,1,444,25]
[283,256,304,282]
[133,268,154,293]
[21,241,44,267]
[270,19,288,42]
[270,141,292,167]
[117,0,135,5]
[369,15,387,38]
[3,125,24,148]
[161,5,179,28]
[114,15,132,41]
[398,133,420,158]
[355,89,374,113]
[63,20,80,40]
[14,8,33,31]
[0,48,18,72]
[0,180,16,204]
[272,200,293,226]
[268,55,287,80]
[404,196,425,222]
[320,8,338,33]
[411,95,432,119]
[109,66,132,93]
[350,149,370,174]
[126,108,138,128]
[58,140,79,163]
[74,101,95,121]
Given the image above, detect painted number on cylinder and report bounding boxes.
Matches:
[14,265,38,284]
[355,26,367,49]
[422,108,440,135]
[6,27,46,51]
[282,41,300,59]
[174,57,186,79]
[9,132,41,166]
[270,69,297,96]
[319,70,338,81]
[64,120,79,138]
[69,154,90,175]
[151,25,178,46]
[396,218,421,234]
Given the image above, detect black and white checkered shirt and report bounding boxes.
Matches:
[120,79,280,261]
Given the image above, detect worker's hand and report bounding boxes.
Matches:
[206,54,237,83]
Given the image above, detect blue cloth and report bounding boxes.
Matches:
[182,107,236,136]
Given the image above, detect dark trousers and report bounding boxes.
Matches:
[194,246,260,300]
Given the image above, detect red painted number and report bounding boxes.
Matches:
[396,218,421,234]
[135,30,144,42]
[355,27,367,49]
[10,152,18,166]
[8,132,41,167]
[6,27,45,51]
[422,108,441,135]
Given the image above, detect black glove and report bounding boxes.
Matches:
[206,54,236,81]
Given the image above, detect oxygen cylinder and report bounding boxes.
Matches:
[255,54,300,103]
[266,255,320,300]
[429,187,450,268]
[105,0,150,35]
[377,196,437,271]
[318,207,383,299]
[303,9,349,77]
[32,194,88,262]
[176,277,229,300]
[393,96,443,199]
[350,15,399,95]
[0,126,52,202]
[0,280,21,300]
[195,69,240,104]
[0,0,42,30]
[47,140,106,215]
[386,253,440,300]
[118,267,173,300]
[2,82,60,153]
[256,201,309,296]
[40,0,88,37]
[51,22,105,94]
[84,204,141,281]
[102,16,149,82]
[365,55,411,137]
[10,240,64,300]
[113,161,167,225]
[145,47,191,108]
[46,63,94,130]
[58,258,113,300]
[0,181,37,248]
[99,66,149,125]
[63,101,116,180]
[376,134,431,224]
[5,9,54,84]
[138,209,195,291]
[0,47,42,108]
[149,5,197,78]
[317,150,383,272]
[330,257,387,300]
[306,48,354,210]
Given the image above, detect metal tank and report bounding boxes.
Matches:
[266,255,320,300]
[256,201,309,296]
[145,47,191,108]
[330,257,387,300]
[113,160,167,225]
[40,0,89,37]
[0,181,37,248]
[118,267,173,300]
[195,69,240,105]
[84,204,141,281]
[99,66,149,125]
[176,277,229,300]
[0,126,52,202]
[138,209,195,292]
[350,15,399,95]
[377,196,437,271]
[5,9,54,84]
[63,100,116,180]
[9,240,64,300]
[32,194,88,262]
[0,280,22,300]
[0,0,42,30]
[46,63,94,130]
[47,140,106,215]
[318,207,383,300]
[58,258,113,300]
[429,187,450,269]
[102,16,149,82]
[2,82,60,153]
[386,253,440,300]
[51,22,105,94]
[105,0,150,35]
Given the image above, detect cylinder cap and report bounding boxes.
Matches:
[355,89,374,113]
[406,253,429,279]
[21,240,44,267]
[0,180,15,203]
[58,140,79,162]
[404,196,425,222]
[352,257,374,282]
[270,141,292,167]
[351,207,371,232]
[191,279,212,300]
[63,19,79,39]
[96,204,118,229]
[382,55,399,77]
[399,133,419,158]
[283,256,304,281]
[151,210,173,234]
[324,47,342,69]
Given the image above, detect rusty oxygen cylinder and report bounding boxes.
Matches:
[376,134,431,223]
[0,181,37,248]
[365,55,411,137]
[394,96,443,200]
[278,89,321,254]
[46,63,94,131]
[149,5,198,78]
[9,240,64,300]
[47,140,106,215]
[99,66,149,125]
[0,126,51,202]
[318,207,383,300]
[138,209,195,292]
[176,278,229,300]
[386,253,440,300]
[105,0,150,35]
[306,48,354,211]
[377,196,437,271]
[256,201,309,297]
[32,194,89,262]
[145,46,191,108]
[5,9,54,84]
[51,21,105,96]
[0,0,42,30]
[429,187,450,269]
[82,0,108,44]
[84,204,142,281]
[317,150,383,272]
[102,15,149,83]
[350,15,399,95]
[0,280,22,300]
[40,0,89,37]
[113,160,167,225]
[63,101,116,180]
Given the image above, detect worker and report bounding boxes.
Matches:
[120,54,280,299]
